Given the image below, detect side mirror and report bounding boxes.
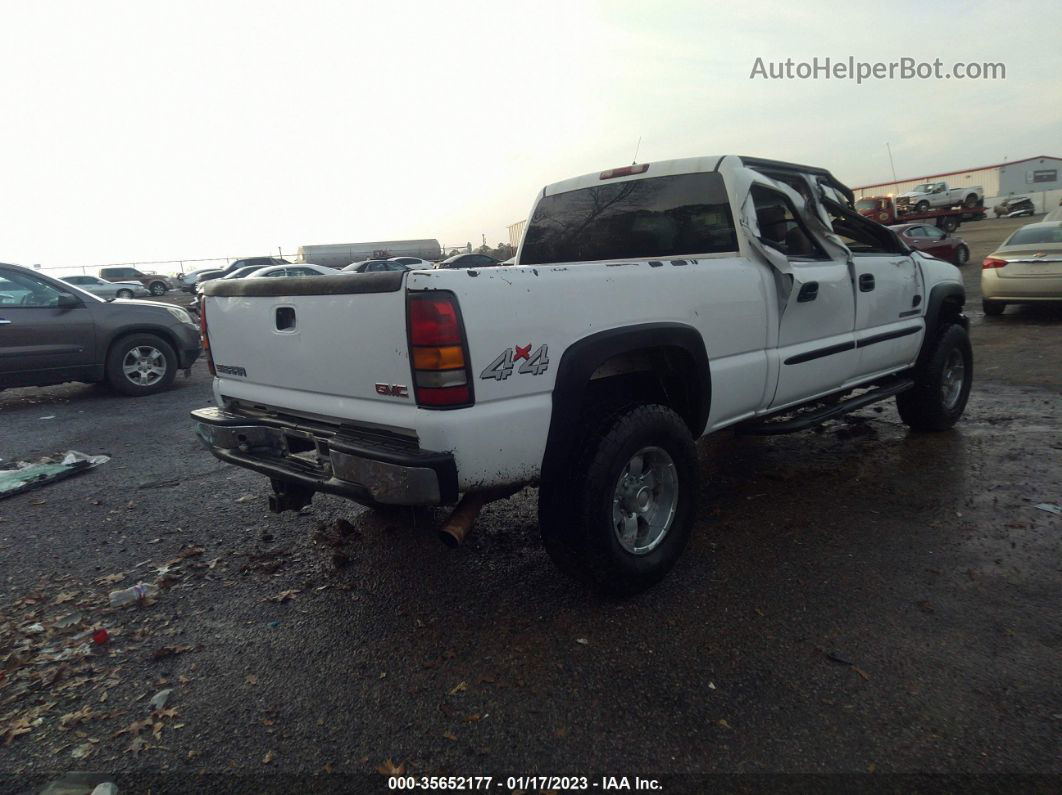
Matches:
[57,293,82,309]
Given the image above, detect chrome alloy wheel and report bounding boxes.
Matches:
[940,348,966,409]
[122,345,167,387]
[611,446,679,555]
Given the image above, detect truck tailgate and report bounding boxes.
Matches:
[202,272,412,411]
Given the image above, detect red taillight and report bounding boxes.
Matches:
[409,295,462,345]
[199,301,215,375]
[407,292,472,408]
[600,163,649,180]
[982,257,1007,269]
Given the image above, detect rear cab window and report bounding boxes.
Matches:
[520,171,737,265]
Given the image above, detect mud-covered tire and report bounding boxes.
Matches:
[982,299,1006,316]
[105,333,177,396]
[896,324,973,431]
[539,403,699,595]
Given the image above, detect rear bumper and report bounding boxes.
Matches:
[190,406,458,506]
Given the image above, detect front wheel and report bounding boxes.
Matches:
[539,404,699,595]
[105,334,177,396]
[116,288,134,299]
[916,200,930,213]
[896,324,973,431]
[149,282,167,296]
[953,244,969,265]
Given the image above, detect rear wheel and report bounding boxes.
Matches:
[896,324,972,431]
[539,403,698,595]
[940,216,959,233]
[964,193,979,209]
[953,244,969,265]
[982,299,1006,316]
[105,334,177,396]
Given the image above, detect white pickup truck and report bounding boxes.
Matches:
[896,181,983,213]
[192,155,973,594]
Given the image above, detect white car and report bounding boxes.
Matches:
[389,257,435,270]
[193,154,971,594]
[60,275,150,299]
[244,263,340,278]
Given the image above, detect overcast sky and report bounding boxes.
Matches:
[1,0,1059,269]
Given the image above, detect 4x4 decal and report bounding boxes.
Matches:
[480,344,550,380]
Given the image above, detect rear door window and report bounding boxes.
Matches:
[521,171,736,265]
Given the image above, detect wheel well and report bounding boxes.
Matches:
[582,346,703,435]
[104,328,180,372]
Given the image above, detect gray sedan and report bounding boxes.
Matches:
[61,275,150,299]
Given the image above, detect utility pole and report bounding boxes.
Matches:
[885,142,898,193]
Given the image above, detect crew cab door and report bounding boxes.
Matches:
[825,210,924,377]
[743,184,858,409]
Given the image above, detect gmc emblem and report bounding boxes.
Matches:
[375,383,409,398]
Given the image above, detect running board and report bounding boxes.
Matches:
[737,378,915,436]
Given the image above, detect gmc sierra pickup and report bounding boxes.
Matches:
[192,155,973,594]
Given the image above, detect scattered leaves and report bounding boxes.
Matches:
[448,681,468,695]
[262,750,275,764]
[149,644,197,662]
[377,758,406,777]
[265,589,300,604]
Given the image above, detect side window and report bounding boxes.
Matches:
[906,226,926,238]
[66,276,85,285]
[0,270,65,307]
[750,186,826,259]
[923,226,945,241]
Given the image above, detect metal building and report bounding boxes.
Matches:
[851,155,1062,213]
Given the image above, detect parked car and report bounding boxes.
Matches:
[993,196,1036,218]
[896,181,983,213]
[981,221,1062,315]
[389,257,435,269]
[243,264,339,278]
[60,275,150,299]
[178,267,224,293]
[223,257,290,275]
[889,223,970,265]
[179,258,291,292]
[436,253,500,269]
[97,266,176,296]
[0,263,200,395]
[193,154,972,594]
[344,259,409,273]
[188,264,337,314]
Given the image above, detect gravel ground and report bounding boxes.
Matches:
[1,217,1059,793]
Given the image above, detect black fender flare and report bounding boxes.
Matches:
[917,282,967,366]
[541,323,711,481]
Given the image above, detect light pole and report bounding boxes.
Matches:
[886,142,898,193]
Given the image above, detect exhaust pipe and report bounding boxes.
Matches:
[438,486,521,547]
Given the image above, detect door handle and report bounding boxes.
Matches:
[0,318,11,325]
[797,282,819,302]
[859,273,875,292]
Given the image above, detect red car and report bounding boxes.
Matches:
[889,223,970,265]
